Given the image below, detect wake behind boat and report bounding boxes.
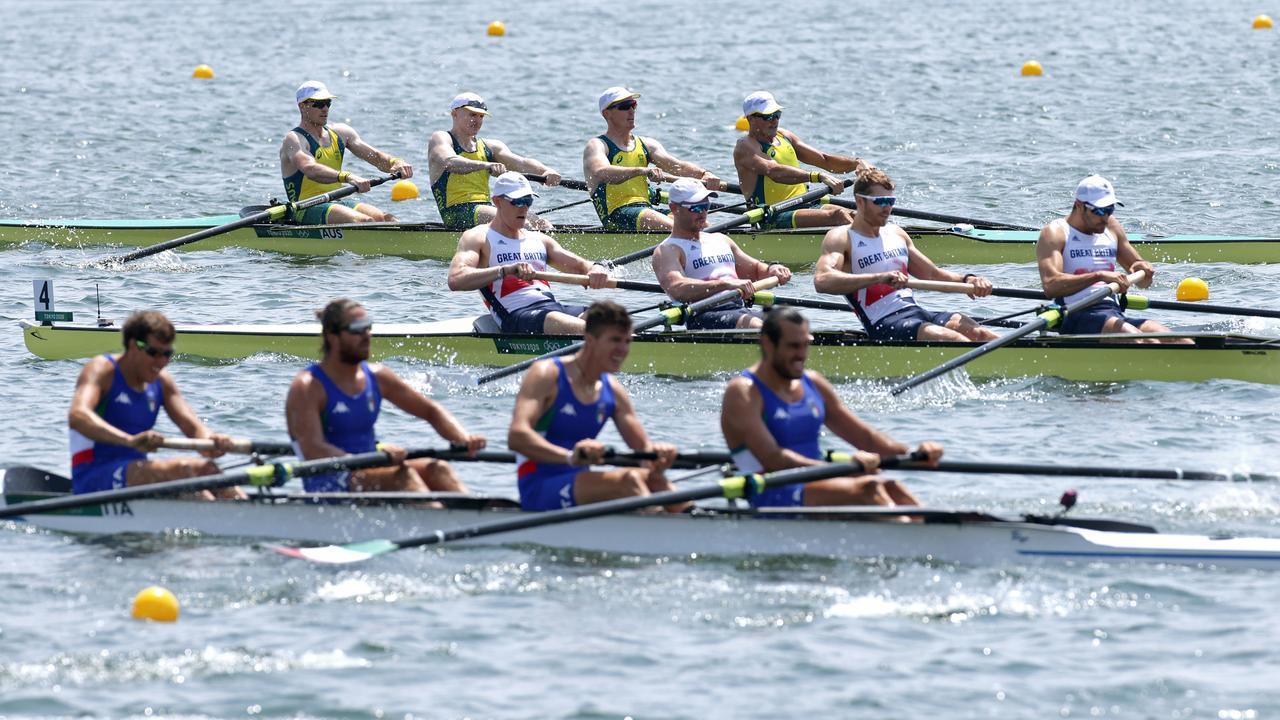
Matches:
[20,314,1280,385]
[4,464,1279,570]
[2,214,1277,265]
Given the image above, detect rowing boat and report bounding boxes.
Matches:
[2,215,1276,265]
[2,465,1276,569]
[21,316,1280,385]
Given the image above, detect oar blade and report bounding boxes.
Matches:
[271,538,400,564]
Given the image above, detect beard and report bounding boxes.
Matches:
[338,343,369,364]
[770,354,803,380]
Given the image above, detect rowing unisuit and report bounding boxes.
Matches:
[515,357,616,510]
[69,354,162,493]
[432,132,494,229]
[294,361,381,493]
[843,224,917,326]
[1053,217,1118,305]
[729,368,825,507]
[480,226,555,323]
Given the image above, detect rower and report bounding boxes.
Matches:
[448,172,611,335]
[279,80,414,225]
[507,300,683,512]
[814,168,999,342]
[721,307,939,509]
[583,86,722,232]
[284,299,485,494]
[1037,176,1189,344]
[67,310,245,499]
[428,92,563,231]
[651,178,791,329]
[732,91,865,230]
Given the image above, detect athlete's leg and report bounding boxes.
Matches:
[792,205,853,228]
[943,313,1001,341]
[915,322,971,342]
[636,208,675,232]
[406,458,469,493]
[541,311,587,335]
[126,457,246,500]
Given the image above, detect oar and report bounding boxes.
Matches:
[272,452,912,564]
[387,443,732,469]
[607,180,853,268]
[161,437,294,455]
[895,458,1280,483]
[105,172,401,265]
[535,271,851,312]
[0,447,459,520]
[825,198,1037,231]
[889,270,1146,395]
[525,173,744,197]
[475,277,780,385]
[908,281,1280,321]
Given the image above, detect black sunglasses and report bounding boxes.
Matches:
[135,340,174,358]
[306,99,332,109]
[609,99,637,111]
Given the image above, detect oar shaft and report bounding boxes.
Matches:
[160,438,293,455]
[903,459,1280,483]
[524,173,590,192]
[889,271,1145,395]
[826,198,1037,231]
[906,279,978,294]
[110,172,400,264]
[535,272,848,312]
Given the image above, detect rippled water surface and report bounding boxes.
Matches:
[3,0,1280,718]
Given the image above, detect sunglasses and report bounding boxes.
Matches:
[608,99,637,111]
[752,111,782,121]
[503,195,535,208]
[342,318,373,334]
[135,340,174,358]
[1083,202,1115,217]
[680,202,711,214]
[306,99,332,109]
[856,194,897,208]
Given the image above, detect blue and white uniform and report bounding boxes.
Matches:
[69,355,163,494]
[516,357,615,511]
[294,362,381,493]
[1052,218,1146,334]
[729,369,826,508]
[657,233,761,329]
[844,225,954,341]
[481,226,584,334]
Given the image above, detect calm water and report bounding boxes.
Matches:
[3,0,1280,717]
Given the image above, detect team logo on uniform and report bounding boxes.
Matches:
[114,392,132,405]
[773,408,788,420]
[333,401,350,414]
[560,404,577,417]
[147,390,157,414]
[367,396,375,414]
[596,405,607,424]
[808,400,820,418]
[559,484,573,507]
[857,240,868,248]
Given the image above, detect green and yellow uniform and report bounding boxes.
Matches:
[282,126,357,225]
[432,132,496,230]
[590,135,663,232]
[750,133,807,230]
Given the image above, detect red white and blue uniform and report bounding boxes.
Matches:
[844,225,953,341]
[69,355,163,494]
[294,362,381,493]
[481,227,583,334]
[657,233,760,329]
[729,369,826,508]
[516,357,615,510]
[1052,218,1145,334]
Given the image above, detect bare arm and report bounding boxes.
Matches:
[645,136,719,188]
[337,124,411,178]
[544,234,601,275]
[720,376,822,471]
[281,131,346,185]
[652,241,757,302]
[1036,221,1131,297]
[1113,218,1155,289]
[785,129,864,174]
[447,226,502,291]
[812,373,904,455]
[733,136,812,186]
[488,138,558,180]
[373,365,479,445]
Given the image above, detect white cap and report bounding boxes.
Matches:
[492,171,538,200]
[598,86,641,113]
[296,80,337,105]
[1074,175,1124,208]
[450,92,490,116]
[667,178,718,206]
[742,91,783,117]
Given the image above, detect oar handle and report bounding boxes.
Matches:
[160,437,293,455]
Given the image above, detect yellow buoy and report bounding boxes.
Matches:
[734,116,749,132]
[1176,277,1210,302]
[390,180,420,202]
[487,20,506,36]
[131,586,180,623]
[1020,60,1043,77]
[192,64,214,80]
[1253,14,1273,29]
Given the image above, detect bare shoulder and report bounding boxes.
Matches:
[1037,219,1066,247]
[821,224,850,249]
[427,129,452,147]
[457,224,487,248]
